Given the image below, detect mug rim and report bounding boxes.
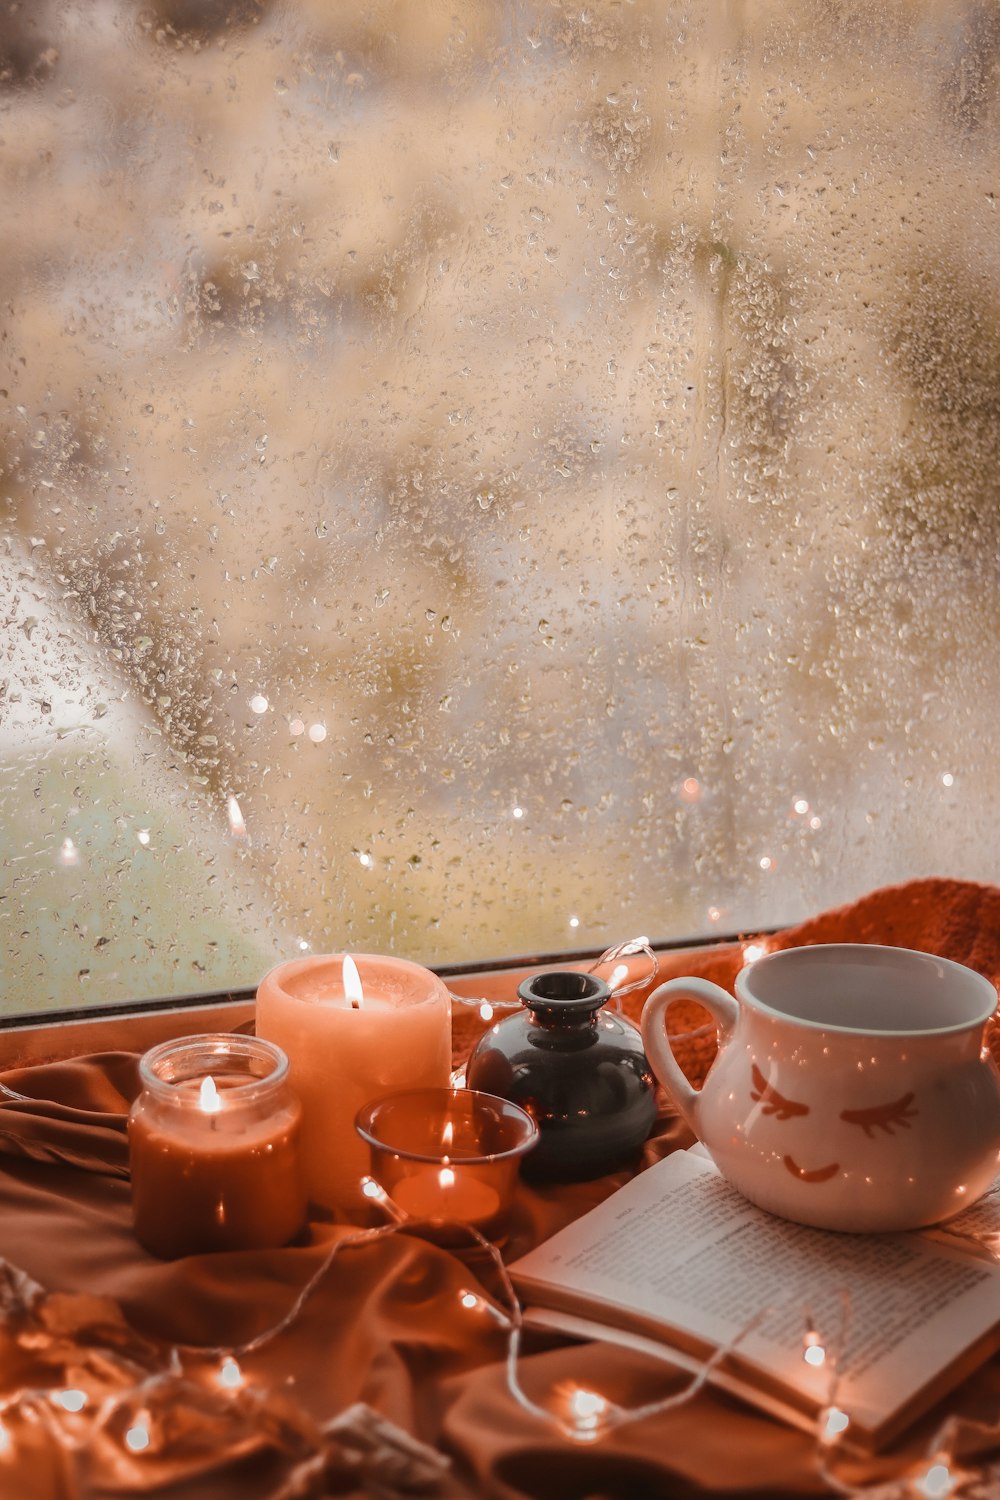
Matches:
[735,942,998,1037]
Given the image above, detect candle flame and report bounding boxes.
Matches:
[442,1120,454,1151]
[343,953,364,1009]
[199,1076,222,1114]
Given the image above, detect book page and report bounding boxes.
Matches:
[509,1151,1000,1435]
[934,1173,1000,1251]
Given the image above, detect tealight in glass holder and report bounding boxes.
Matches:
[355,1087,539,1246]
[129,1034,308,1259]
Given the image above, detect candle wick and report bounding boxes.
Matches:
[350,998,361,1011]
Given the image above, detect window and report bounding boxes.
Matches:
[3,0,998,1014]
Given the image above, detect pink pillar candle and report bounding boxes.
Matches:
[255,953,452,1214]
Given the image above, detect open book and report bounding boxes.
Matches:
[508,1149,1000,1450]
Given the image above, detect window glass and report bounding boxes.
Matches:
[2,0,998,1011]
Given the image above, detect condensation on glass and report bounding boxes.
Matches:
[2,1,997,1012]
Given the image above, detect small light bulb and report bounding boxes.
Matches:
[226,795,247,839]
[217,1356,243,1390]
[460,1292,479,1310]
[568,915,580,929]
[58,836,80,867]
[803,1336,826,1367]
[361,1177,386,1201]
[608,963,629,991]
[820,1406,850,1443]
[0,1419,11,1456]
[479,1001,494,1021]
[743,942,767,965]
[564,1386,610,1442]
[915,1462,956,1499]
[51,1389,88,1413]
[569,1389,606,1419]
[125,1420,150,1453]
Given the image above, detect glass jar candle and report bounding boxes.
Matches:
[129,1034,307,1259]
[356,1087,538,1247]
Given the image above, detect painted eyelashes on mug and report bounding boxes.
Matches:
[749,1064,919,1184]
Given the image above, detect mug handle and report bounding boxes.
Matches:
[640,978,739,1135]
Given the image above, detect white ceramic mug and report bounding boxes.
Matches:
[641,944,1000,1232]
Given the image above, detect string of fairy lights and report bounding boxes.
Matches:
[0,1195,995,1497]
[0,939,996,1495]
[447,935,667,1025]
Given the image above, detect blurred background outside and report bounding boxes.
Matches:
[2,0,999,1014]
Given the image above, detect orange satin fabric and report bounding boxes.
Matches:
[0,878,997,1498]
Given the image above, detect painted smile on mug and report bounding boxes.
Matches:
[750,1064,919,1186]
[783,1156,839,1183]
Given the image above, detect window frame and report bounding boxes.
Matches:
[0,931,745,1067]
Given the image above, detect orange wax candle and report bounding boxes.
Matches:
[391,1167,502,1229]
[256,953,451,1214]
[129,1035,306,1259]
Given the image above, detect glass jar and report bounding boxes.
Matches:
[465,971,657,1182]
[129,1033,307,1258]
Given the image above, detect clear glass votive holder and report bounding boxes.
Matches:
[355,1087,539,1246]
[129,1034,308,1259]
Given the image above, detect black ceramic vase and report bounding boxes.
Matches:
[465,969,657,1182]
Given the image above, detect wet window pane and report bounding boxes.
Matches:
[2,0,998,1011]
